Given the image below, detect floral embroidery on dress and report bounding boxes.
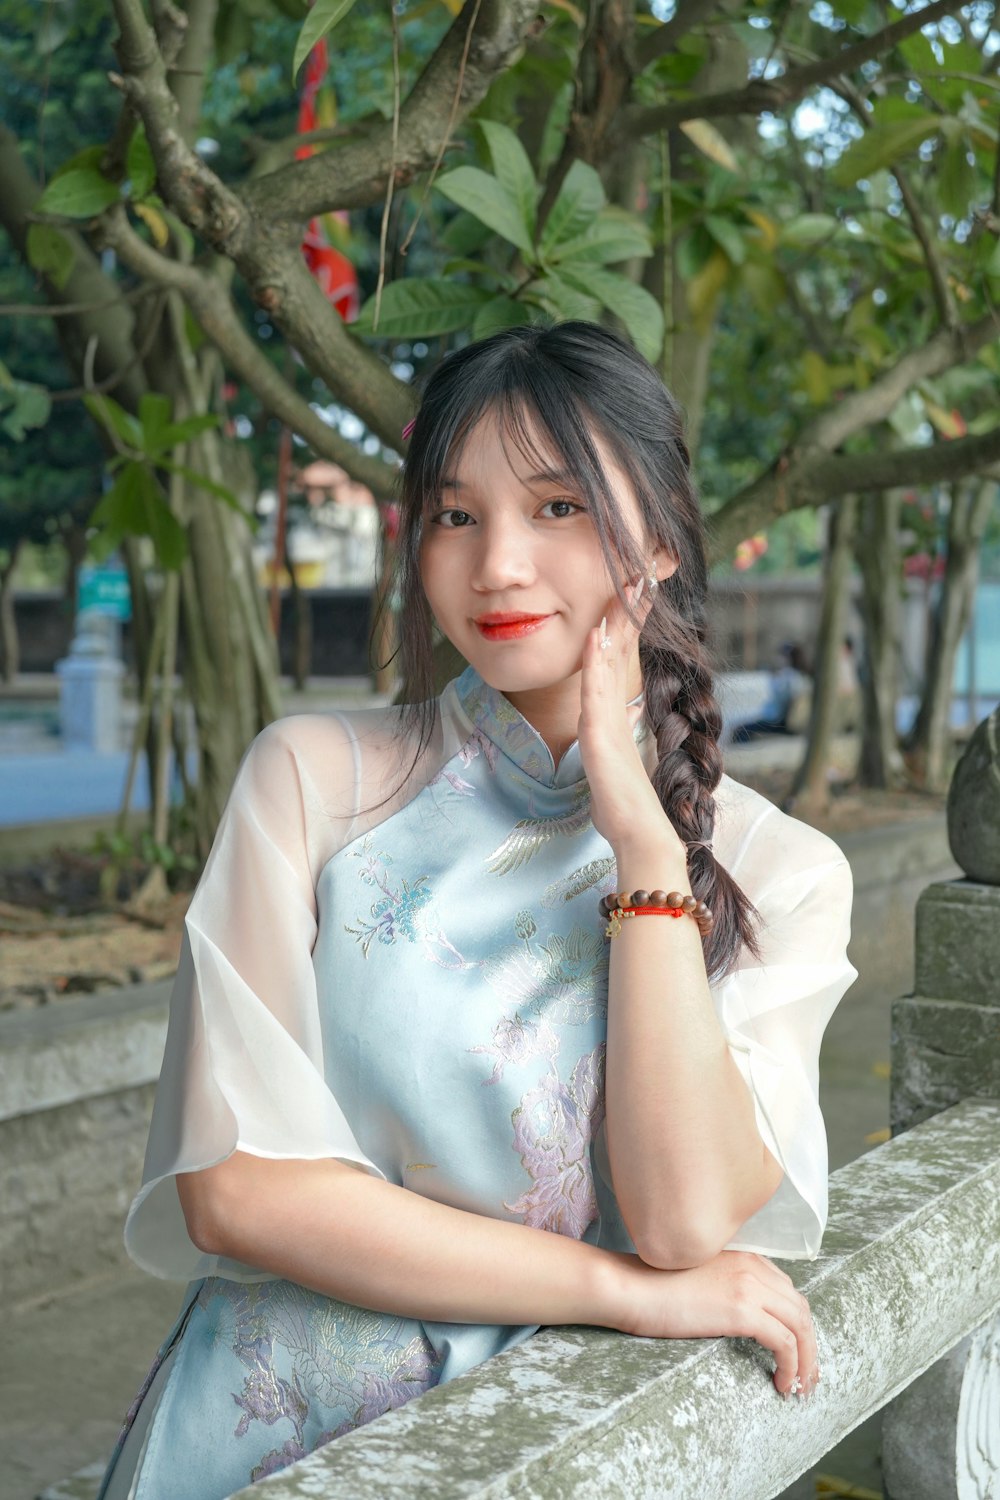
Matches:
[468,1011,560,1086]
[344,836,469,968]
[504,1043,606,1237]
[480,916,608,1025]
[196,1279,441,1485]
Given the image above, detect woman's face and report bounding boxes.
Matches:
[418,408,667,699]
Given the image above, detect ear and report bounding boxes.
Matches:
[650,545,679,586]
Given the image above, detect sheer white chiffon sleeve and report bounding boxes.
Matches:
[125,714,390,1282]
[714,802,857,1261]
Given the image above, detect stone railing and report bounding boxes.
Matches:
[225,1099,1000,1500]
[232,711,1000,1500]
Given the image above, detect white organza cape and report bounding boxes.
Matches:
[125,684,857,1281]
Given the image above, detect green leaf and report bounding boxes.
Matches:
[352,279,493,338]
[898,32,940,76]
[91,463,187,569]
[158,414,221,450]
[675,226,714,281]
[83,392,142,450]
[439,211,494,256]
[434,167,534,255]
[0,369,51,442]
[526,275,602,323]
[50,145,105,180]
[471,297,534,341]
[559,266,665,364]
[778,213,841,249]
[547,208,652,266]
[126,126,156,201]
[441,258,517,291]
[138,392,173,454]
[938,135,977,220]
[26,224,75,290]
[705,214,746,266]
[832,113,941,187]
[538,82,572,178]
[539,160,606,258]
[38,166,120,218]
[478,121,538,245]
[159,460,252,521]
[292,0,359,82]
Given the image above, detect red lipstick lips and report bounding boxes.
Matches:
[474,613,552,642]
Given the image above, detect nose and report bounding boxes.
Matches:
[469,515,536,593]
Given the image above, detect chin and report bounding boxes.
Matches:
[465,648,583,697]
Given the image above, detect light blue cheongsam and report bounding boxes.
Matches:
[98,666,857,1500]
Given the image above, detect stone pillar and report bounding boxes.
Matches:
[882,708,1000,1500]
[55,608,124,753]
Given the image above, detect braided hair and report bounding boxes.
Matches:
[390,320,760,980]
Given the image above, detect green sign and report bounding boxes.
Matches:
[78,567,132,620]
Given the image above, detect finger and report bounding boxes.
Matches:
[761,1284,818,1397]
[743,1307,803,1395]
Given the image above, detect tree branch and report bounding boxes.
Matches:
[110,0,249,253]
[0,123,148,411]
[99,208,400,497]
[830,76,956,331]
[109,0,413,448]
[636,0,723,73]
[240,0,543,222]
[708,426,1000,564]
[622,0,963,140]
[807,313,998,453]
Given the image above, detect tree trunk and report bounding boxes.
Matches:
[284,530,311,692]
[788,495,859,815]
[855,491,904,789]
[904,479,996,792]
[0,537,24,682]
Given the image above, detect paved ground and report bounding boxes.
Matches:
[3,676,899,1499]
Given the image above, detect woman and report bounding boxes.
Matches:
[98,322,856,1500]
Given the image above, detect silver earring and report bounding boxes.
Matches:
[647,568,658,591]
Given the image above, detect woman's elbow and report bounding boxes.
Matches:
[633,1221,732,1271]
[176,1159,244,1255]
[634,1163,786,1270]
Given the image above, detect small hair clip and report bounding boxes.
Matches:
[401,418,416,441]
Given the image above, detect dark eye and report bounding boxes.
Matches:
[541,499,584,519]
[432,509,475,527]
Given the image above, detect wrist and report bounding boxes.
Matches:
[589,1248,645,1333]
[611,830,689,883]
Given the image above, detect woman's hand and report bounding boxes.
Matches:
[607,1248,821,1399]
[577,576,671,851]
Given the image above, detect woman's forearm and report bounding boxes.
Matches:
[605,830,783,1266]
[179,1150,627,1329]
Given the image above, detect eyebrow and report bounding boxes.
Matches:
[440,467,576,491]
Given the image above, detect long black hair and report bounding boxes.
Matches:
[380,320,759,980]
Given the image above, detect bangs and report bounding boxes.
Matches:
[410,351,648,587]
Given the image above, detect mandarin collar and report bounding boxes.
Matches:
[452,664,651,791]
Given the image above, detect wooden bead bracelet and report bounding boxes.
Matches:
[599,889,715,940]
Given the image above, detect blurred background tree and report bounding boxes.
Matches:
[1,0,998,850]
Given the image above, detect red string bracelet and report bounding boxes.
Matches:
[599,889,714,939]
